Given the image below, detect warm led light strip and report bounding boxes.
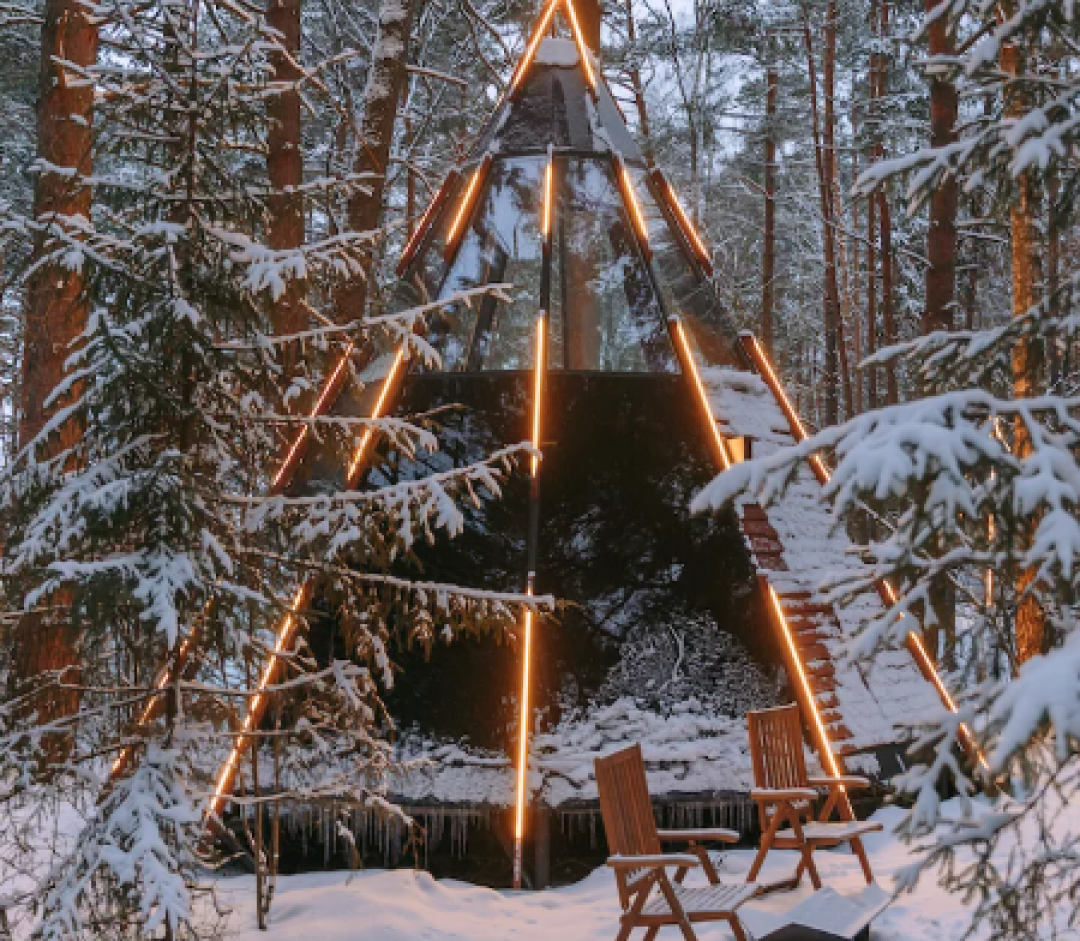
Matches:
[444,166,483,257]
[206,354,407,821]
[674,319,731,471]
[740,332,989,770]
[615,158,650,257]
[764,580,847,784]
[563,0,598,90]
[542,159,554,242]
[513,597,535,841]
[396,170,458,277]
[512,318,546,887]
[654,171,712,274]
[109,632,197,779]
[347,348,406,482]
[509,0,561,93]
[273,345,356,490]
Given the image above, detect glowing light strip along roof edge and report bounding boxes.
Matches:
[763,579,847,782]
[563,0,598,90]
[509,0,561,93]
[739,331,989,770]
[655,171,712,272]
[206,351,408,821]
[615,157,650,255]
[674,319,731,471]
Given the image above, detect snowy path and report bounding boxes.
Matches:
[216,807,974,940]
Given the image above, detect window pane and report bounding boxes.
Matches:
[550,158,675,372]
[632,168,742,367]
[429,157,545,371]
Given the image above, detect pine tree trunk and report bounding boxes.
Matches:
[866,0,879,410]
[578,0,602,55]
[923,0,959,666]
[12,0,99,744]
[877,0,898,405]
[267,0,306,390]
[922,0,957,339]
[762,32,777,356]
[803,8,843,425]
[1002,38,1047,664]
[333,0,417,325]
[625,0,653,161]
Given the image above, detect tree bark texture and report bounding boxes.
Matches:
[922,0,958,338]
[267,0,307,388]
[1002,38,1047,664]
[12,0,98,739]
[876,0,898,405]
[333,0,417,325]
[761,32,776,356]
[803,8,842,425]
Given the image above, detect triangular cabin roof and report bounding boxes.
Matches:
[116,1,971,824]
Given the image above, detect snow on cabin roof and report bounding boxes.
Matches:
[700,366,942,754]
[534,37,580,67]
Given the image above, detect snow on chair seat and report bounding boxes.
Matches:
[773,820,883,842]
[640,882,759,918]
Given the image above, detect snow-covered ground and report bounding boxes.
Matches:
[215,803,1003,940]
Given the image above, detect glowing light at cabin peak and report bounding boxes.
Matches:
[674,319,731,471]
[619,163,650,250]
[542,159,554,241]
[445,167,483,252]
[273,342,356,490]
[663,178,709,264]
[514,591,535,843]
[346,348,406,482]
[531,319,545,476]
[765,582,846,786]
[563,0,598,90]
[510,0,561,92]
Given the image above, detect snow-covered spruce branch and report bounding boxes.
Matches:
[238,548,553,613]
[216,283,513,350]
[243,441,530,540]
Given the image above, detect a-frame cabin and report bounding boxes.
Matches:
[183,0,963,885]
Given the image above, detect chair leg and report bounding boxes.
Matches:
[803,847,822,890]
[747,809,784,882]
[728,914,750,941]
[850,836,874,884]
[656,871,699,941]
[690,843,721,884]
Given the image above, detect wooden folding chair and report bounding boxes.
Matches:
[595,744,757,941]
[746,703,882,890]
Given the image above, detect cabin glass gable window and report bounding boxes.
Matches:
[550,158,675,373]
[429,157,545,372]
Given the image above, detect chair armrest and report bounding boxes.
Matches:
[808,775,871,789]
[750,787,818,802]
[657,828,739,844]
[607,853,700,870]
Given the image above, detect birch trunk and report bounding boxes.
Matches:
[333,0,417,325]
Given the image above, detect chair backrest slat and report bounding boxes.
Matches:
[595,744,662,859]
[747,704,810,828]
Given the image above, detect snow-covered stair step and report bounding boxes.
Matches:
[700,364,941,761]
